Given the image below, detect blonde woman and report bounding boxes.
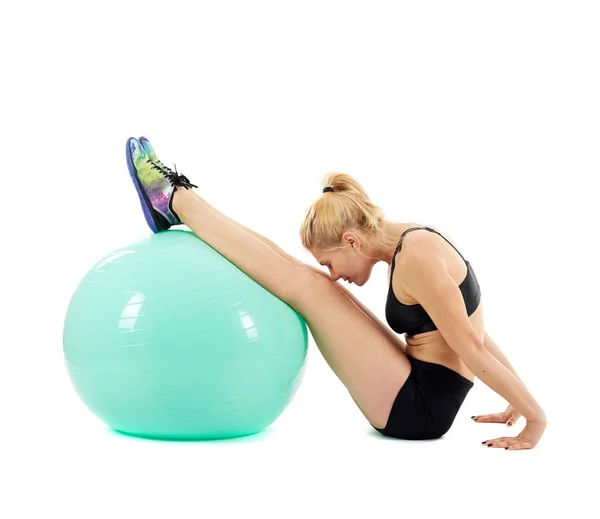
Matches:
[125,136,547,450]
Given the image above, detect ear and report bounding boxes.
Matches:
[342,231,360,248]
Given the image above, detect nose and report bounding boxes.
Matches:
[330,270,343,282]
[328,267,347,283]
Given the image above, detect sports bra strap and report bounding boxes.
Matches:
[390,226,467,276]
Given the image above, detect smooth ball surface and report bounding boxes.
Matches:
[63,230,308,439]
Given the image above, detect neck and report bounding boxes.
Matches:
[377,221,419,265]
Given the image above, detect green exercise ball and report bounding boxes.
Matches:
[63,230,308,440]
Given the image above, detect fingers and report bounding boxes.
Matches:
[506,413,520,427]
[471,413,506,423]
[481,437,533,450]
[471,412,521,426]
[504,441,531,450]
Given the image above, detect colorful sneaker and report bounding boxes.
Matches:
[125,136,198,233]
[138,136,198,218]
[139,136,166,169]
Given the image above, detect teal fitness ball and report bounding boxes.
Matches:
[63,230,308,440]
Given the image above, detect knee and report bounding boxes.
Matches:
[285,269,333,309]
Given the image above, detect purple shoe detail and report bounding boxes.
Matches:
[126,137,198,234]
[126,137,172,233]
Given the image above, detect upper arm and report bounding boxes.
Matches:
[401,242,484,358]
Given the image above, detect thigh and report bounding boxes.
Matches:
[287,272,412,429]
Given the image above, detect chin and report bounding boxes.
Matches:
[353,276,365,286]
[356,265,374,286]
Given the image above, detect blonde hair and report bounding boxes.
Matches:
[299,171,398,259]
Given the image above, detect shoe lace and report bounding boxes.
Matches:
[148,160,198,190]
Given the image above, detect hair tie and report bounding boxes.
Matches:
[323,186,334,193]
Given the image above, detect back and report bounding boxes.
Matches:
[384,225,483,381]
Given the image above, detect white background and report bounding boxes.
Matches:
[2,1,598,517]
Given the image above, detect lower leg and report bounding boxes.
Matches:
[187,191,309,270]
[172,187,308,303]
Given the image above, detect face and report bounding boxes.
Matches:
[310,231,378,286]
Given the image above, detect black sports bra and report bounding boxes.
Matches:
[385,226,482,337]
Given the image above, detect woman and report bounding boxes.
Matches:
[125,136,547,450]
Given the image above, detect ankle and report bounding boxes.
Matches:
[171,187,192,219]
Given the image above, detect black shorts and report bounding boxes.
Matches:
[373,355,474,440]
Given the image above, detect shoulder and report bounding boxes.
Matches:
[394,229,442,271]
[390,231,446,302]
[392,235,452,299]
[401,238,447,279]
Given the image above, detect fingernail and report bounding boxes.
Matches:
[508,422,512,426]
[505,447,509,450]
[487,444,493,447]
[471,416,475,419]
[474,418,479,421]
[482,441,487,444]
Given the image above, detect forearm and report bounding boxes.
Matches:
[464,348,546,422]
[483,331,524,385]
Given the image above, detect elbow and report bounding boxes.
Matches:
[474,338,487,353]
[462,343,491,373]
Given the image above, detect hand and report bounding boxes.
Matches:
[471,404,521,428]
[481,417,547,450]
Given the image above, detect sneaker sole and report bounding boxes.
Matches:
[125,137,165,233]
